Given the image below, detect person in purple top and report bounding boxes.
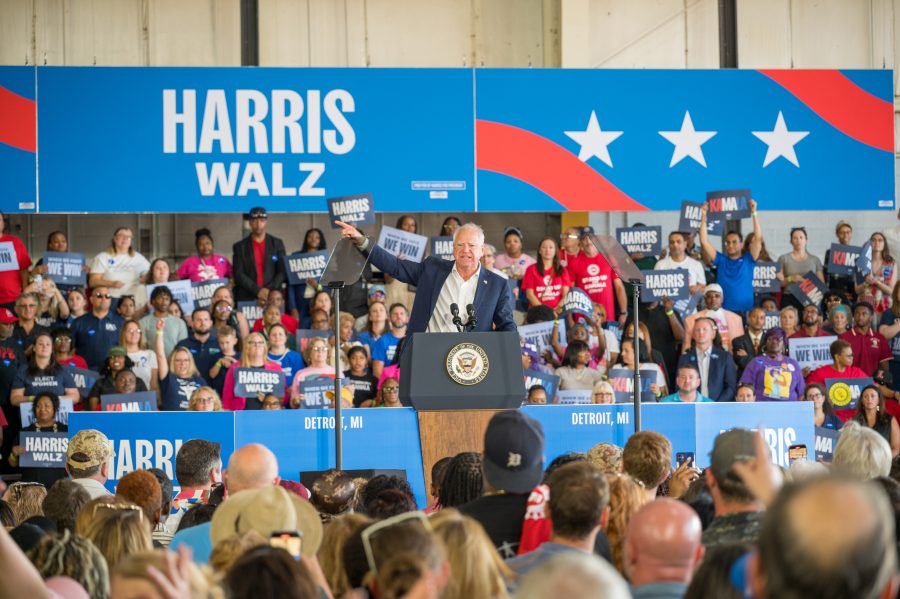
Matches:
[739,327,805,401]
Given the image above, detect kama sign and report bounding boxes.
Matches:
[0,67,892,213]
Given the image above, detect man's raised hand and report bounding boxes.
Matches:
[334,220,364,244]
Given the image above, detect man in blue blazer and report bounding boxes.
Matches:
[335,220,516,335]
[677,317,736,402]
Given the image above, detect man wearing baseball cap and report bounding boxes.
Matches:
[232,207,287,304]
[460,410,545,558]
[66,429,115,499]
[702,428,765,549]
[682,283,744,352]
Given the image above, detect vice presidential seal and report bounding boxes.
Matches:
[446,342,489,386]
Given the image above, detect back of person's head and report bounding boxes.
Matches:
[176,439,222,489]
[682,544,745,599]
[366,489,417,519]
[362,515,447,596]
[681,477,715,530]
[430,456,453,499]
[513,551,630,599]
[115,469,162,527]
[873,476,900,559]
[623,431,672,489]
[0,498,16,528]
[361,475,414,515]
[546,462,610,541]
[225,545,319,599]
[523,305,555,324]
[543,452,588,482]
[28,529,110,599]
[342,520,374,590]
[756,476,897,599]
[317,513,372,598]
[42,479,90,533]
[625,498,704,586]
[438,452,484,508]
[311,469,357,521]
[177,503,218,533]
[708,428,760,504]
[208,530,267,574]
[4,482,47,524]
[833,421,892,480]
[112,549,219,599]
[605,473,648,575]
[147,467,175,515]
[81,500,153,570]
[224,443,279,493]
[585,443,623,474]
[430,508,511,599]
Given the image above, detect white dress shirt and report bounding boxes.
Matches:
[697,347,712,397]
[427,264,481,333]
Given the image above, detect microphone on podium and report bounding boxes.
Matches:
[464,303,477,331]
[450,303,464,332]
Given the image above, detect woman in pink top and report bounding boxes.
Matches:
[290,336,341,408]
[176,228,233,283]
[222,332,282,410]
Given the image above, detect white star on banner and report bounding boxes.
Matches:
[658,111,717,168]
[752,111,809,167]
[564,111,623,167]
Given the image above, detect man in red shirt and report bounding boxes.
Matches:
[0,212,32,310]
[232,207,287,305]
[839,302,891,377]
[790,304,832,339]
[566,227,627,325]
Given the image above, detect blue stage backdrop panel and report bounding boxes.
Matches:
[234,408,428,509]
[0,66,37,212]
[68,411,236,492]
[36,67,475,214]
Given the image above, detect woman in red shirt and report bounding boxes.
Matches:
[522,237,572,312]
[0,212,32,310]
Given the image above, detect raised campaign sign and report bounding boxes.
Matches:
[616,226,662,255]
[606,367,657,403]
[19,432,68,468]
[191,278,229,309]
[430,236,454,261]
[678,201,723,236]
[377,227,428,262]
[753,262,781,293]
[786,271,828,307]
[825,377,874,411]
[788,336,837,370]
[827,243,863,276]
[284,250,329,286]
[44,252,86,286]
[233,368,286,398]
[640,269,689,302]
[328,193,375,228]
[706,189,752,221]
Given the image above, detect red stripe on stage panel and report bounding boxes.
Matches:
[760,69,893,153]
[0,85,36,152]
[475,120,647,212]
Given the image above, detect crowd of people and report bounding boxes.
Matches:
[1,409,898,599]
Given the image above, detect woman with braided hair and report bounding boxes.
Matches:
[438,452,484,509]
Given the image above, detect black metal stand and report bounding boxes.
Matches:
[631,280,642,433]
[330,284,344,470]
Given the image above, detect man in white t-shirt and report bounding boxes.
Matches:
[654,231,706,294]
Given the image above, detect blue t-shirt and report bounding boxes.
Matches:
[268,350,305,388]
[714,252,756,313]
[356,331,381,352]
[371,333,401,365]
[659,391,714,403]
[159,373,205,411]
[12,364,76,396]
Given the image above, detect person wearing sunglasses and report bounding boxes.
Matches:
[70,285,125,371]
[377,378,402,408]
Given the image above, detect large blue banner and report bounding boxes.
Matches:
[36,67,475,214]
[1,67,892,214]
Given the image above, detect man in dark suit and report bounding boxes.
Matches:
[678,317,736,402]
[731,306,765,376]
[232,207,287,304]
[335,220,516,334]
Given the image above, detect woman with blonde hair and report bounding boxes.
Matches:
[430,508,511,599]
[155,320,205,411]
[2,481,47,524]
[113,549,223,599]
[605,472,650,576]
[317,513,372,597]
[188,387,223,412]
[592,381,615,404]
[79,499,152,571]
[120,319,158,391]
[222,332,283,410]
[89,226,151,309]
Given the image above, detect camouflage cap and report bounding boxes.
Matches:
[67,429,115,469]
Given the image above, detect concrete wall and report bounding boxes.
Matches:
[0,0,897,262]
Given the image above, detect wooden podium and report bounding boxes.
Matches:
[399,332,525,504]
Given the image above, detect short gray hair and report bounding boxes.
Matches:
[452,223,485,246]
[514,552,630,599]
[832,421,891,480]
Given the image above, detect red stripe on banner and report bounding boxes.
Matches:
[476,120,647,212]
[0,85,36,152]
[760,69,893,153]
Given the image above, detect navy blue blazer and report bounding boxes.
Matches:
[678,346,737,402]
[365,244,517,335]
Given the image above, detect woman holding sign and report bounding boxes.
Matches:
[287,227,326,325]
[8,391,68,487]
[522,237,572,312]
[10,333,80,407]
[853,384,900,456]
[155,319,205,411]
[856,232,897,320]
[221,332,283,411]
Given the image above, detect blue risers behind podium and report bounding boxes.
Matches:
[69,403,812,509]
